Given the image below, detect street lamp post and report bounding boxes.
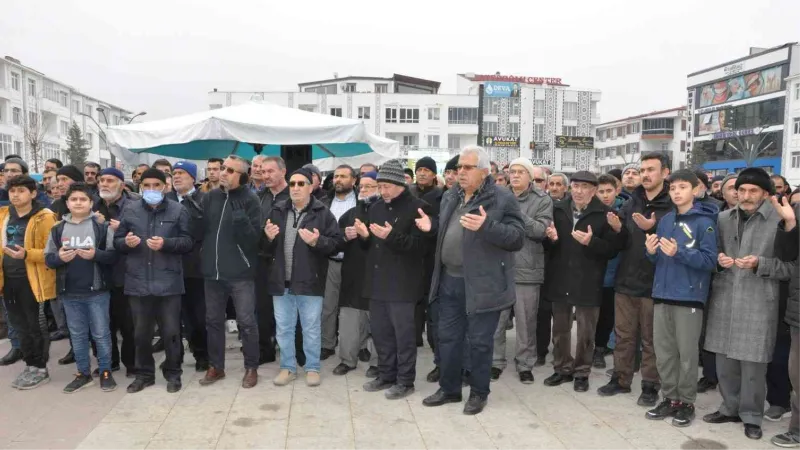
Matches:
[123,112,147,123]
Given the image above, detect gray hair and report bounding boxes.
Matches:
[252,155,269,164]
[460,145,491,170]
[263,156,286,170]
[226,154,251,172]
[550,172,570,185]
[531,166,548,180]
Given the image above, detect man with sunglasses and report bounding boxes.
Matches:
[199,155,263,389]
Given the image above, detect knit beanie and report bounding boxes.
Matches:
[720,173,738,190]
[291,167,314,184]
[140,168,166,184]
[99,167,125,182]
[693,170,710,189]
[735,167,774,195]
[508,157,536,179]
[415,156,437,174]
[608,168,623,182]
[622,163,640,175]
[377,159,407,186]
[444,155,459,172]
[5,157,28,174]
[173,161,198,181]
[57,165,84,182]
[302,163,322,181]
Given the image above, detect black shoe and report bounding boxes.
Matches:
[519,371,534,385]
[646,398,680,420]
[0,348,23,366]
[100,370,117,392]
[333,363,355,376]
[195,360,210,372]
[258,353,276,366]
[125,369,136,379]
[426,366,440,383]
[385,384,415,400]
[63,373,94,393]
[58,349,75,365]
[702,411,743,424]
[592,348,607,369]
[597,377,632,396]
[126,378,155,393]
[490,367,502,381]
[745,424,763,440]
[672,403,695,428]
[533,355,546,367]
[462,370,471,387]
[365,366,378,378]
[92,366,121,377]
[423,389,463,407]
[637,382,659,406]
[320,348,335,361]
[573,377,589,392]
[152,338,164,353]
[543,373,574,387]
[463,392,487,415]
[358,349,371,363]
[166,379,182,393]
[697,377,717,393]
[49,330,68,341]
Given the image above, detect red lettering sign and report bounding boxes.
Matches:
[469,74,567,86]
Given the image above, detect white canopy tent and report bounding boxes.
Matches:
[105,101,399,171]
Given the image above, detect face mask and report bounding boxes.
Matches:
[142,190,164,205]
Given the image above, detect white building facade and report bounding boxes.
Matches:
[594,107,688,172]
[207,73,602,172]
[0,55,132,171]
[783,73,800,186]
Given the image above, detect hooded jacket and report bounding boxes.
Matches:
[45,214,117,295]
[0,203,57,302]
[614,182,673,297]
[93,190,141,287]
[648,201,719,305]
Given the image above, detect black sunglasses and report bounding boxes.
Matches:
[289,181,307,187]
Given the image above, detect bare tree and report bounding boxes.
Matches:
[22,93,52,173]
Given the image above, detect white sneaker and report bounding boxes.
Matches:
[226,320,239,334]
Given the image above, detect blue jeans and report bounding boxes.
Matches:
[274,290,322,373]
[2,298,19,349]
[62,292,112,376]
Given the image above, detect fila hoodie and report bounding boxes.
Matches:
[45,214,115,296]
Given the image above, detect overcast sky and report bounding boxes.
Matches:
[3,0,798,123]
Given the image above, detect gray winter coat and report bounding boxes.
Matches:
[773,203,800,330]
[512,185,552,284]
[704,201,795,363]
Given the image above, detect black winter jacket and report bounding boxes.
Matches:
[336,197,377,310]
[200,186,262,281]
[263,198,341,296]
[774,206,800,330]
[113,198,193,297]
[167,190,205,279]
[614,183,673,298]
[409,184,444,299]
[93,190,141,287]
[363,189,434,303]
[544,197,620,307]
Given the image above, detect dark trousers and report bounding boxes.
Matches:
[430,299,441,366]
[371,300,417,386]
[255,258,276,360]
[437,273,501,398]
[182,278,208,365]
[414,298,426,347]
[3,277,46,368]
[129,295,182,382]
[767,330,792,409]
[109,286,135,370]
[595,288,615,349]
[552,303,600,378]
[205,279,260,370]
[699,303,717,382]
[536,297,552,358]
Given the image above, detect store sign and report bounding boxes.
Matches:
[471,74,566,86]
[483,136,520,148]
[484,81,519,98]
[555,135,594,150]
[724,62,745,76]
[531,159,552,166]
[712,127,759,140]
[529,141,550,150]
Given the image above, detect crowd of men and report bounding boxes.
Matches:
[0,147,797,447]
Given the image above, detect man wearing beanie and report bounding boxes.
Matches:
[302,163,328,202]
[702,167,793,439]
[167,161,209,371]
[360,159,435,400]
[620,164,641,200]
[443,155,459,190]
[408,156,444,351]
[694,170,723,209]
[113,167,193,394]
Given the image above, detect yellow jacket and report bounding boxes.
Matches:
[0,206,57,302]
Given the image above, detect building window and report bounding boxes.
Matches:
[399,108,419,123]
[447,107,478,124]
[661,143,670,152]
[72,100,80,113]
[85,105,92,116]
[427,108,440,121]
[626,122,640,134]
[510,98,520,116]
[86,133,93,148]
[642,118,675,135]
[483,121,498,136]
[483,97,502,115]
[681,119,686,131]
[28,111,37,126]
[427,135,440,148]
[562,126,577,137]
[0,106,3,124]
[10,73,20,91]
[618,126,626,137]
[209,104,223,110]
[590,101,598,118]
[298,104,315,113]
[60,120,69,135]
[795,83,800,101]
[59,92,68,108]
[358,106,370,119]
[27,79,36,97]
[680,140,686,152]
[508,122,520,136]
[385,108,397,123]
[448,135,460,149]
[343,83,356,93]
[12,107,21,126]
[794,117,800,135]
[533,124,545,141]
[534,100,545,118]
[562,149,575,166]
[792,151,800,169]
[563,102,578,120]
[13,141,22,155]
[0,134,11,159]
[375,84,388,93]
[402,135,417,146]
[329,107,342,117]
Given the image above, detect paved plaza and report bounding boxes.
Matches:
[0,334,791,449]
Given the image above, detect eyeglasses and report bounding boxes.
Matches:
[220,166,241,175]
[533,178,546,183]
[3,168,21,174]
[289,181,307,187]
[508,169,527,176]
[455,164,477,172]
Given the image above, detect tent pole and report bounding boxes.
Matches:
[231,141,240,155]
[317,144,335,158]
